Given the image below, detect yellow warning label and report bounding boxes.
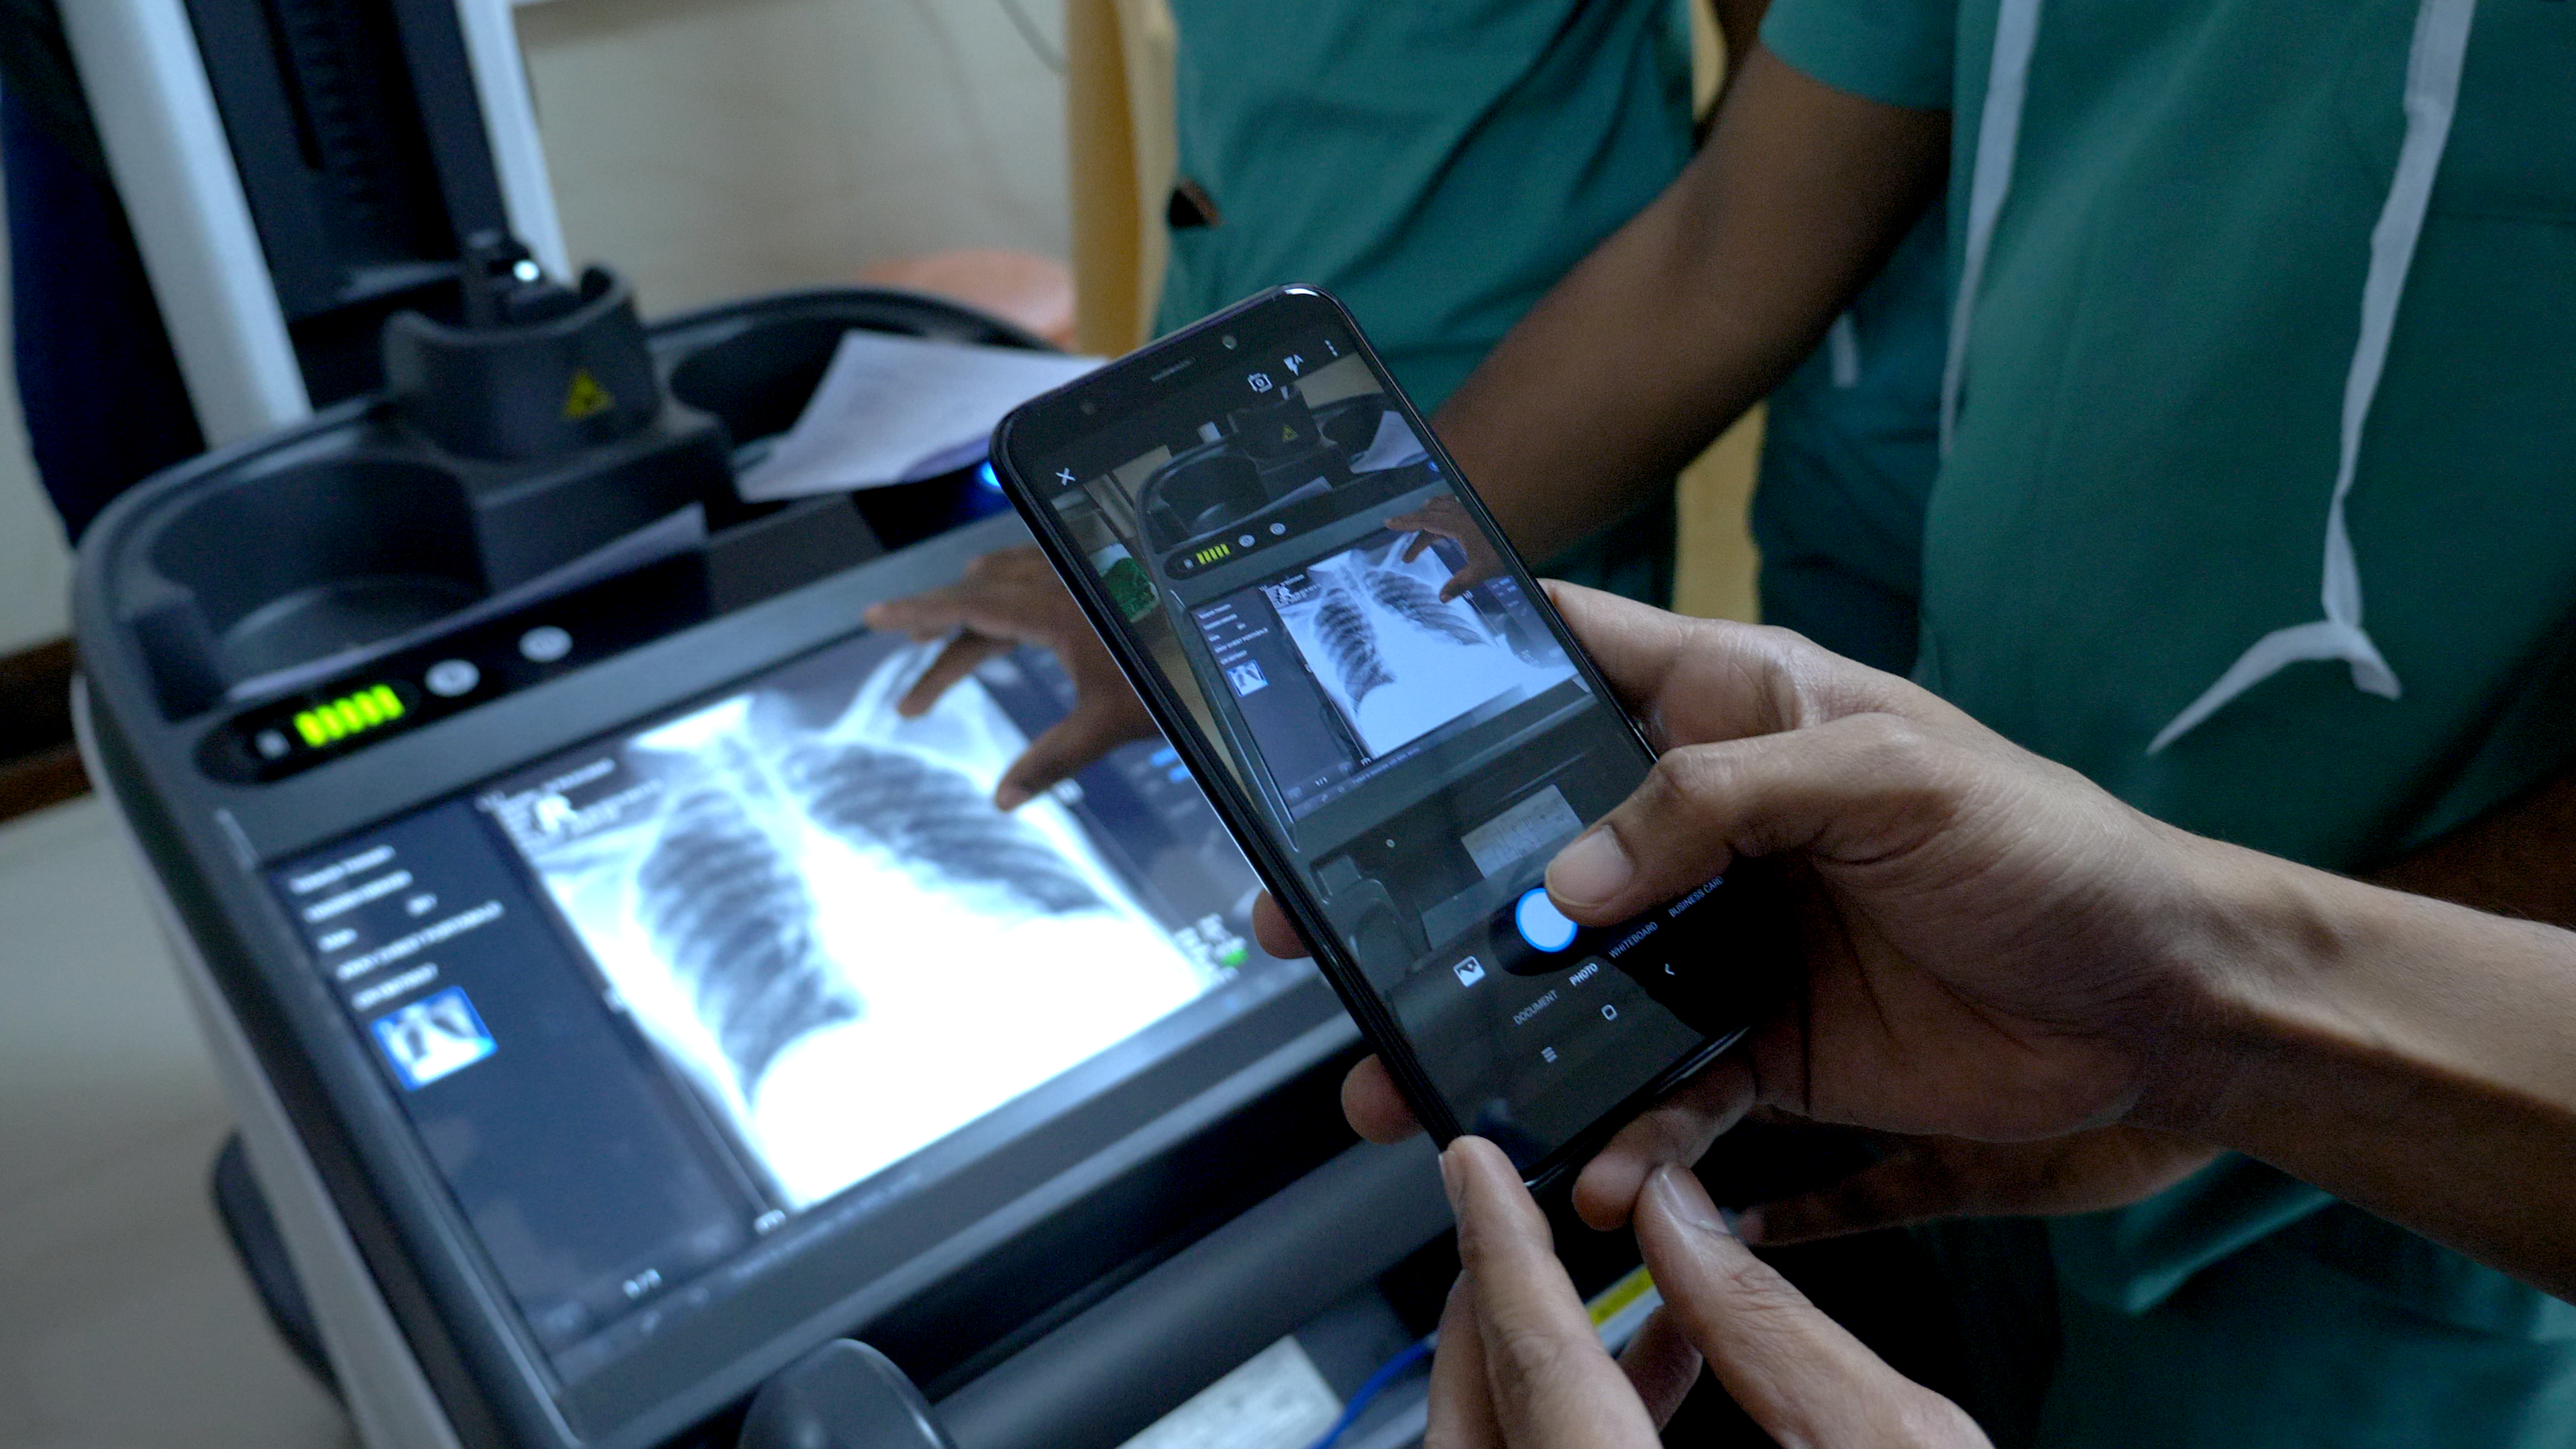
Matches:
[563,368,615,421]
[1281,423,1299,441]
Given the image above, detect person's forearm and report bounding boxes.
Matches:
[1430,47,1946,563]
[2159,841,2576,1300]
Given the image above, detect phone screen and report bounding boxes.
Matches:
[1002,292,1776,1174]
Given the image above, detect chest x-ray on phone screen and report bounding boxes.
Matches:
[995,287,1784,1183]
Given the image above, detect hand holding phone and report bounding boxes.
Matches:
[992,287,1790,1187]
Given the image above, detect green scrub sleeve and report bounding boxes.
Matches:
[1758,0,1956,111]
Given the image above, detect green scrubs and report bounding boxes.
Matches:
[1760,0,2576,1442]
[1157,1,1695,411]
[1155,1,1697,602]
[1751,204,1947,674]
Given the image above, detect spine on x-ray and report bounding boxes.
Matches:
[1314,584,1395,705]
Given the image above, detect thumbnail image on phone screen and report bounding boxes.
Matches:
[996,288,1783,1180]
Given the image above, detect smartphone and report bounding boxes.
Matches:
[993,286,1788,1187]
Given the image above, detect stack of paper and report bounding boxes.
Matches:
[734,330,1102,500]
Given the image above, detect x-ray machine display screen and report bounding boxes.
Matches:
[268,629,1303,1383]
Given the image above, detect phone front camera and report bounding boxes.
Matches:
[1222,334,1238,349]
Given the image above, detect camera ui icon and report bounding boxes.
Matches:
[1452,956,1487,987]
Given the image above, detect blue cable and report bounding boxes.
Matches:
[1303,1334,1436,1449]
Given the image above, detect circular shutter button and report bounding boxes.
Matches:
[1514,888,1578,953]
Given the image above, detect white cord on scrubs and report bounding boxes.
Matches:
[1936,0,2481,754]
[1938,0,2043,458]
[1827,313,1864,388]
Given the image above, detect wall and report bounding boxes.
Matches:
[515,0,1072,318]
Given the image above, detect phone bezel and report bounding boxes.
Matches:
[994,285,1742,1191]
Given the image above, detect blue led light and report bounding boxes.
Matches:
[976,461,1003,492]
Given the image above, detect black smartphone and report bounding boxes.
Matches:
[993,286,1787,1187]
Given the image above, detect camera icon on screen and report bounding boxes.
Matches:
[1452,956,1487,987]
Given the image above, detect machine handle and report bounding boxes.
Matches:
[738,1340,957,1449]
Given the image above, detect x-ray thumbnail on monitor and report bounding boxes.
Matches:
[372,985,497,1089]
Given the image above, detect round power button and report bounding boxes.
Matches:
[425,659,480,697]
[519,626,572,663]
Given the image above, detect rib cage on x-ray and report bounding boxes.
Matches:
[1262,537,1579,762]
[1362,565,1487,646]
[775,739,1102,915]
[628,679,1118,1098]
[1313,584,1395,707]
[634,759,860,1094]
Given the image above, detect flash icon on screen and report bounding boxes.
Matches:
[1452,956,1487,987]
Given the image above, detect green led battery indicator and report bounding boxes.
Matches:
[293,684,408,748]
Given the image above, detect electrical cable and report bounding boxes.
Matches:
[993,0,1065,74]
[1303,1265,1664,1449]
[1303,1334,1436,1449]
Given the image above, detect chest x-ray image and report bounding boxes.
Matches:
[488,635,1218,1208]
[1263,537,1578,761]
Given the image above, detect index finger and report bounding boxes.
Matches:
[1633,1165,1988,1448]
[1537,583,1933,749]
[895,631,1004,712]
[1570,1057,1754,1230]
[1340,1055,1419,1144]
[862,582,1046,648]
[1446,1138,1662,1446]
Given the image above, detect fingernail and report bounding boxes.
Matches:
[994,785,1030,811]
[1649,1165,1733,1238]
[1547,829,1633,909]
[1439,1142,1466,1215]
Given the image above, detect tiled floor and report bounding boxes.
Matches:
[0,795,353,1449]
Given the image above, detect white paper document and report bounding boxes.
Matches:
[733,330,1101,500]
